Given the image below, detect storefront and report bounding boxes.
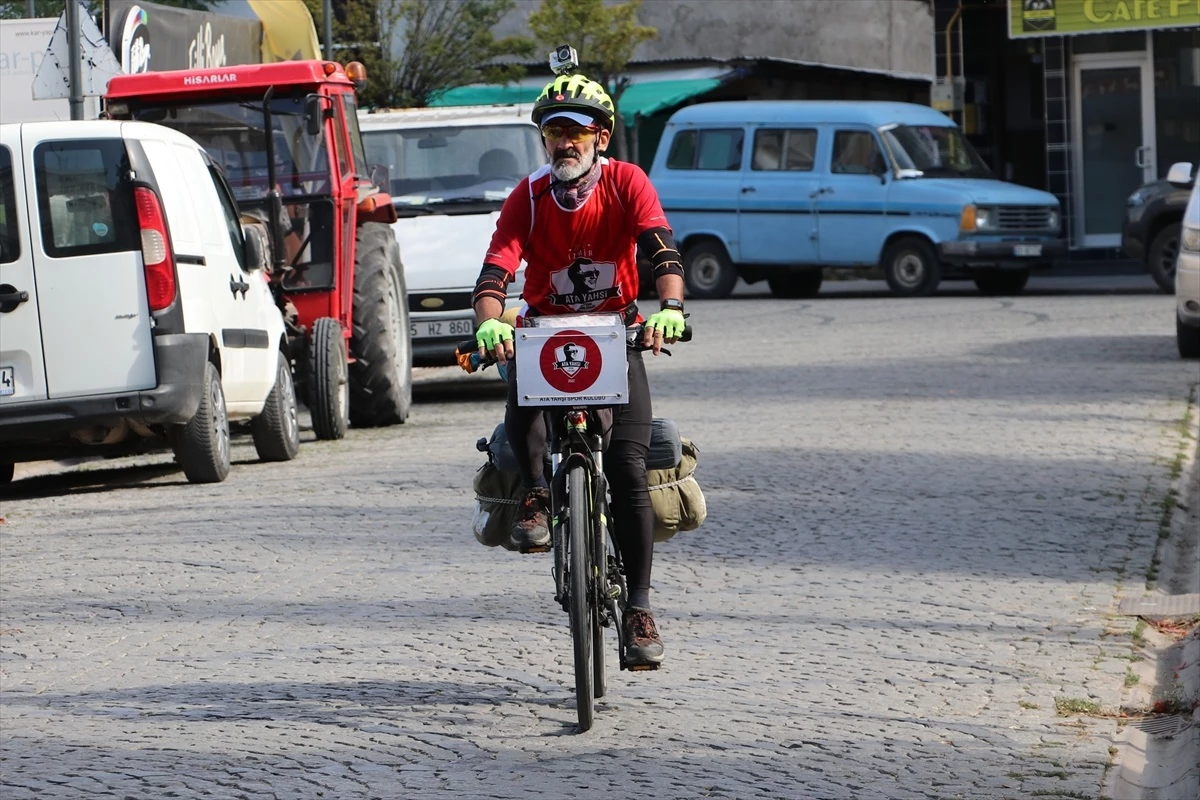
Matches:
[1007,0,1200,249]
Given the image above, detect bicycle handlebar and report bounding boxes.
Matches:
[455,323,692,373]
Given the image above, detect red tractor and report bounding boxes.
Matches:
[105,61,412,439]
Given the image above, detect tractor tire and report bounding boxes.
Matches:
[309,316,349,441]
[175,361,231,484]
[349,222,413,428]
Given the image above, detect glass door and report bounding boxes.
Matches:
[1072,53,1155,248]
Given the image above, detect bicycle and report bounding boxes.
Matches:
[457,312,690,731]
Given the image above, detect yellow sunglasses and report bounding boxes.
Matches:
[540,124,599,144]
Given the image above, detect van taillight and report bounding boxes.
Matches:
[134,186,176,312]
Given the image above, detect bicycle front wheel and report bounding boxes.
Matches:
[567,463,595,732]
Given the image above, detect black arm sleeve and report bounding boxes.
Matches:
[471,263,512,308]
[637,226,684,280]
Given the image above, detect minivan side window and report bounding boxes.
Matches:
[208,164,247,270]
[666,128,743,171]
[0,146,17,264]
[831,130,885,175]
[33,139,137,258]
[752,129,817,171]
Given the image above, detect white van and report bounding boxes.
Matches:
[1166,160,1200,359]
[0,120,297,485]
[358,105,544,365]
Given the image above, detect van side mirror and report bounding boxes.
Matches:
[1166,161,1195,188]
[304,95,327,137]
[241,225,268,271]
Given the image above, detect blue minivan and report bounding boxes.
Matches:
[648,101,1066,298]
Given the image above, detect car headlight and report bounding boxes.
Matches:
[959,204,997,232]
[1047,208,1060,231]
[1182,226,1200,253]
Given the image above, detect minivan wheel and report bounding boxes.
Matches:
[251,349,301,461]
[176,361,231,484]
[0,462,13,486]
[684,242,738,299]
[1148,224,1180,294]
[883,237,941,297]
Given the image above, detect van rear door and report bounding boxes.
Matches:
[0,125,48,405]
[24,126,156,398]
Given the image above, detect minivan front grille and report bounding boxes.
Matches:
[996,206,1053,230]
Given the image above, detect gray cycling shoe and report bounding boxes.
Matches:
[510,487,551,551]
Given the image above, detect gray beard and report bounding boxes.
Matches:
[552,157,589,182]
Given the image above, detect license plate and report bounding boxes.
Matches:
[409,318,474,339]
[0,367,13,396]
[1013,244,1043,257]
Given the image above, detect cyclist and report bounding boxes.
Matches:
[470,69,686,668]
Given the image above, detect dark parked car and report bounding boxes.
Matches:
[1122,172,1195,293]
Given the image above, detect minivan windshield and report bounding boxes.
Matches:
[361,124,544,212]
[880,124,993,179]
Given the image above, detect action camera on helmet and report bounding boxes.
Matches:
[549,45,579,75]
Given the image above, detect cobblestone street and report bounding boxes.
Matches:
[2,285,1197,799]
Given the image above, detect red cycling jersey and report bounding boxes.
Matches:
[483,158,669,317]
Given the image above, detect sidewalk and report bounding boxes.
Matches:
[1106,402,1200,800]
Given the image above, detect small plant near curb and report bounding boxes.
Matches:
[1123,667,1139,688]
[1131,619,1147,648]
[1018,699,1040,710]
[1055,697,1102,716]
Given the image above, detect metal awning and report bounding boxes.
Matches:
[429,65,732,126]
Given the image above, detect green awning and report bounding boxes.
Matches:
[430,77,724,125]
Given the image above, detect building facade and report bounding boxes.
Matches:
[935,0,1200,252]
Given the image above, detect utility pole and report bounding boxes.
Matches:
[323,0,333,61]
[25,0,36,18]
[67,0,84,120]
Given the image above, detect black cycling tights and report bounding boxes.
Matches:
[506,350,655,608]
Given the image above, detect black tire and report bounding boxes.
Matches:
[176,361,231,484]
[684,241,738,300]
[767,270,823,298]
[1178,312,1200,359]
[1148,223,1181,294]
[251,349,300,462]
[309,316,348,441]
[882,236,941,297]
[568,464,594,732]
[350,222,413,427]
[0,462,13,486]
[973,269,1031,296]
[593,497,609,699]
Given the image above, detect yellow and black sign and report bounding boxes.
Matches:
[1009,0,1200,37]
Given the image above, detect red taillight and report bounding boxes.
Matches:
[134,186,176,312]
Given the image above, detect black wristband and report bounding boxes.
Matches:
[660,298,685,313]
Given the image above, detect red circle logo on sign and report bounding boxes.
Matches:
[539,330,603,393]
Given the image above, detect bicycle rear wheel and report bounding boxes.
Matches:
[567,463,594,731]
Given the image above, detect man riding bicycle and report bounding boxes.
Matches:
[471,55,686,668]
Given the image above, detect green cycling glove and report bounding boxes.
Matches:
[644,308,686,340]
[476,317,515,351]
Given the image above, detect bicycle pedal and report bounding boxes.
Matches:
[520,544,551,554]
[627,663,660,672]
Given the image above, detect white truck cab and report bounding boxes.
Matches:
[0,120,297,484]
[358,104,544,366]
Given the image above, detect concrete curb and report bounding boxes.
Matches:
[1105,401,1200,800]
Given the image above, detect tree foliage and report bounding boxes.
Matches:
[527,0,655,108]
[302,0,533,109]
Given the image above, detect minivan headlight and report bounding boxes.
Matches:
[1182,226,1200,253]
[960,204,997,232]
[1047,209,1060,231]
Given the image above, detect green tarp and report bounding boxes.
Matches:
[429,77,723,124]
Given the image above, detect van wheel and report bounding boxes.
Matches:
[973,269,1030,296]
[1148,223,1180,294]
[1179,313,1200,359]
[309,316,349,441]
[251,349,300,461]
[883,237,941,297]
[0,462,13,486]
[684,242,738,299]
[350,222,412,427]
[767,270,823,298]
[176,361,231,484]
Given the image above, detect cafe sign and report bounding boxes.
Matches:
[1008,0,1200,38]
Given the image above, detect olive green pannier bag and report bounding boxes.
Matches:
[471,418,706,549]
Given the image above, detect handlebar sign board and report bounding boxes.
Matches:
[515,313,628,406]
